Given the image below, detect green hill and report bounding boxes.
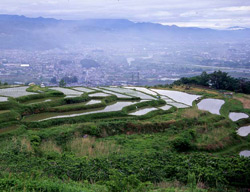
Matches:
[0,85,249,191]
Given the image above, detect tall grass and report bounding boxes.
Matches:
[67,137,120,158]
[40,140,62,154]
[181,108,200,119]
[9,137,33,153]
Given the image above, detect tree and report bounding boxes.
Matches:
[50,77,57,84]
[59,79,66,87]
[199,71,210,86]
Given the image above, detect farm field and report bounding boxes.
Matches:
[104,87,156,100]
[0,85,250,191]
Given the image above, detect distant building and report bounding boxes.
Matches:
[40,83,45,88]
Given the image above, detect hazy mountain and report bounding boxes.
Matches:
[0,14,249,50]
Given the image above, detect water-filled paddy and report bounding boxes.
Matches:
[197,98,225,115]
[0,86,37,98]
[95,88,131,98]
[129,107,158,116]
[124,87,157,96]
[37,101,138,121]
[237,125,250,137]
[0,97,8,102]
[229,112,249,122]
[159,104,172,110]
[23,97,61,105]
[239,150,250,157]
[151,89,200,106]
[72,87,94,93]
[50,87,82,97]
[104,87,155,100]
[169,102,189,108]
[86,100,102,105]
[89,92,110,97]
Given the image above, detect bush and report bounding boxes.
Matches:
[105,169,153,192]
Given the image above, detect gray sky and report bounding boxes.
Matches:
[0,0,250,29]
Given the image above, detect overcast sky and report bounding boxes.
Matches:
[0,0,250,29]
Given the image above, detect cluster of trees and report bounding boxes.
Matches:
[61,76,78,84]
[0,81,8,86]
[50,76,78,87]
[173,71,250,94]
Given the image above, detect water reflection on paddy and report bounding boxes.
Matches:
[38,101,138,121]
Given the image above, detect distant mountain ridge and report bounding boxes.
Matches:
[0,14,249,50]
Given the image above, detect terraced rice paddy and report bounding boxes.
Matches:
[229,112,249,122]
[86,100,102,105]
[151,89,200,106]
[129,107,158,116]
[94,88,131,98]
[89,92,110,97]
[169,102,189,108]
[104,87,155,100]
[0,97,8,102]
[39,101,138,121]
[197,98,225,115]
[124,87,157,96]
[159,104,172,110]
[23,97,63,105]
[239,150,250,157]
[237,125,250,137]
[50,87,82,97]
[0,86,36,98]
[72,87,94,93]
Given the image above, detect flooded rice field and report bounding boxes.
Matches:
[86,100,102,105]
[124,87,158,96]
[197,98,225,115]
[159,104,172,110]
[72,87,94,93]
[237,125,250,137]
[50,87,82,97]
[38,101,138,121]
[0,86,36,98]
[104,87,155,100]
[151,89,200,106]
[0,96,8,102]
[94,88,131,98]
[89,92,111,97]
[129,107,158,116]
[169,102,189,108]
[229,112,249,122]
[239,150,250,157]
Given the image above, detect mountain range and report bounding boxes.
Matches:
[0,14,249,50]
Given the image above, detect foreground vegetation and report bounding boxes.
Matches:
[0,84,249,191]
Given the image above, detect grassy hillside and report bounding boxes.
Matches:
[0,85,249,191]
